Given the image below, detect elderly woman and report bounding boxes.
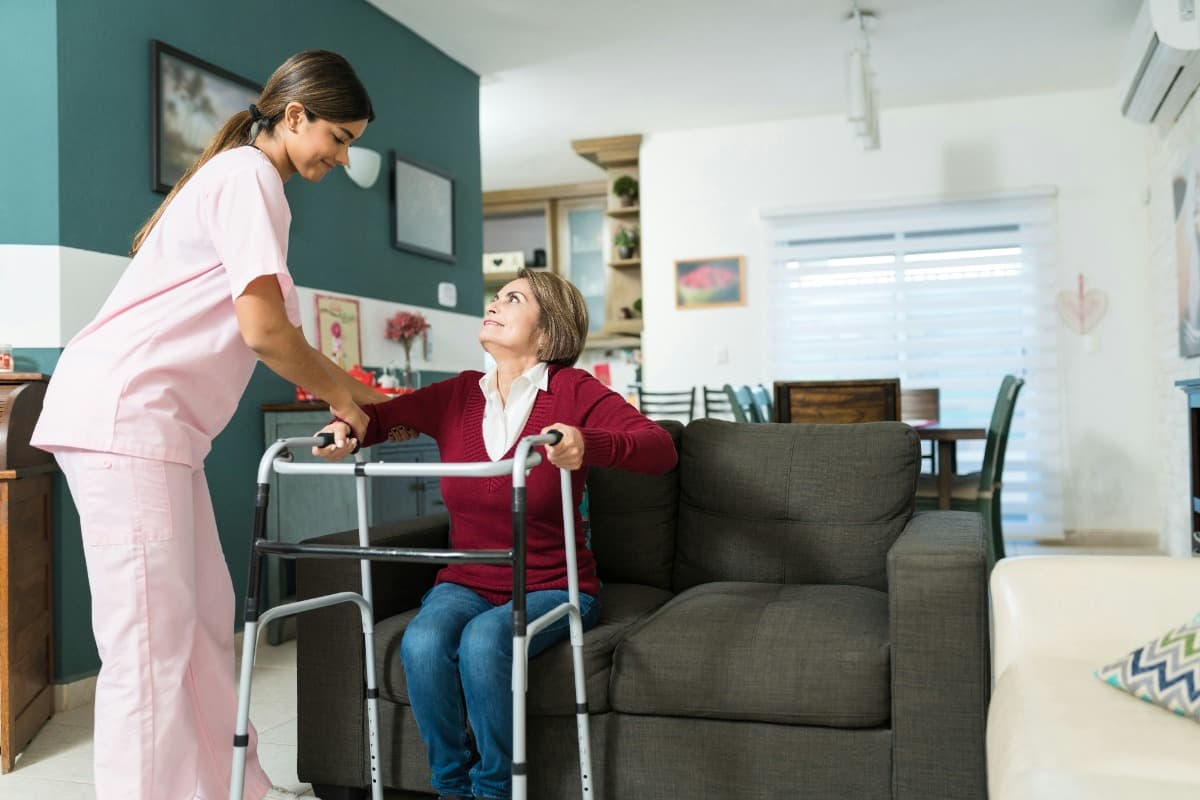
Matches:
[315,268,677,800]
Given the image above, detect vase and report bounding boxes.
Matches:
[618,246,634,260]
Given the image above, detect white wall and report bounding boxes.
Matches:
[639,88,1159,539]
[1148,96,1200,557]
[2,244,484,376]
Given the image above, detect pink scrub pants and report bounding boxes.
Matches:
[56,449,273,800]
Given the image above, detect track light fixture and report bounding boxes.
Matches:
[847,3,880,150]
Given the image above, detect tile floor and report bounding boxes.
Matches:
[0,638,315,800]
[0,537,1167,799]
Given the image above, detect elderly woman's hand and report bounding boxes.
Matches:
[312,421,358,461]
[541,424,584,470]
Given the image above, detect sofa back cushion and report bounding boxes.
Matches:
[673,419,919,592]
[587,420,682,591]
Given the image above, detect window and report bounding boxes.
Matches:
[764,192,1064,538]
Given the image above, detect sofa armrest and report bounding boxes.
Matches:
[887,510,989,800]
[991,555,1200,681]
[295,513,449,789]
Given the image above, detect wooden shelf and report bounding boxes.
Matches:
[584,330,641,350]
[609,258,641,269]
[602,319,643,335]
[483,270,522,286]
[606,206,640,218]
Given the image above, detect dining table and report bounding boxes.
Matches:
[916,425,988,509]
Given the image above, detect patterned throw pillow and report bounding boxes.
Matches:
[1095,613,1200,723]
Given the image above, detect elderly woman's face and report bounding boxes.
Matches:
[480,278,544,359]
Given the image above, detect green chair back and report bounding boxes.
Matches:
[723,384,757,422]
[978,375,1025,492]
[750,384,774,422]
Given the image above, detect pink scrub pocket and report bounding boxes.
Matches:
[64,452,178,547]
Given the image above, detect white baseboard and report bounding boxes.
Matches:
[54,675,97,713]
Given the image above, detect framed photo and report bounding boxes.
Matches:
[151,39,260,194]
[674,255,746,309]
[314,294,362,370]
[391,152,456,262]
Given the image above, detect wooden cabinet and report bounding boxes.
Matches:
[262,406,442,643]
[0,374,54,772]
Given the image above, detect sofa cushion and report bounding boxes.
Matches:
[1095,612,1200,723]
[610,581,891,727]
[988,658,1200,800]
[673,420,919,592]
[375,581,673,715]
[587,420,682,591]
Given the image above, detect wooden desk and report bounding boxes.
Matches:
[918,426,987,510]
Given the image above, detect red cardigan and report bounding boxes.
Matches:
[357,365,677,603]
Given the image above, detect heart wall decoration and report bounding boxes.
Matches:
[1056,273,1108,335]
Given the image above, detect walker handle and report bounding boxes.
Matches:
[545,429,563,445]
[314,432,336,448]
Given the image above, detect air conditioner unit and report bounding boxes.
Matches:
[1120,0,1200,123]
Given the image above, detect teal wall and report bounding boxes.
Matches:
[7,0,481,681]
[0,0,59,244]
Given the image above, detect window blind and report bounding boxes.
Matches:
[764,193,1064,539]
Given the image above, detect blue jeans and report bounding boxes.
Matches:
[400,582,600,800]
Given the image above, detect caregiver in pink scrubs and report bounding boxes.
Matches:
[31,50,379,800]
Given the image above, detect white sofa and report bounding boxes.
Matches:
[988,555,1200,799]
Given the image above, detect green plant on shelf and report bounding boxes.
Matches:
[612,175,639,206]
[614,226,639,260]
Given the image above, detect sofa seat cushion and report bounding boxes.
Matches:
[610,581,891,727]
[987,658,1200,800]
[374,581,673,715]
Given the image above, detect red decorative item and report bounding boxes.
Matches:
[347,363,377,387]
[294,385,317,402]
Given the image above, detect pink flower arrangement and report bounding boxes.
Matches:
[385,310,432,388]
[386,310,431,344]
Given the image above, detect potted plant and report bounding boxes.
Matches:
[613,175,639,207]
[614,226,639,260]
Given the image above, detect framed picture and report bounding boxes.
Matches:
[151,39,260,194]
[1173,153,1200,357]
[391,152,456,262]
[674,256,746,309]
[314,294,362,370]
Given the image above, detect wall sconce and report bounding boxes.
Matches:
[344,146,381,189]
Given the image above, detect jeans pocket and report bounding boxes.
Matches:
[76,454,177,547]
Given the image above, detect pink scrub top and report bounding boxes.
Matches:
[32,146,302,468]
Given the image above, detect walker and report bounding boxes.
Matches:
[229,432,594,800]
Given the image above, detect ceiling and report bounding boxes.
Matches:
[368,0,1141,191]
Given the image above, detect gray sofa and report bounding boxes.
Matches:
[294,419,990,800]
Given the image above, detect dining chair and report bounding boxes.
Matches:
[637,386,696,423]
[702,386,735,419]
[901,387,940,474]
[914,375,1025,563]
[772,379,901,424]
[751,384,774,423]
[723,384,758,422]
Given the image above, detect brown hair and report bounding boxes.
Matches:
[130,49,374,256]
[520,268,589,367]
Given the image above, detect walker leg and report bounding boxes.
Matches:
[569,608,594,797]
[352,459,385,800]
[512,629,528,800]
[230,620,258,800]
[360,607,384,800]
